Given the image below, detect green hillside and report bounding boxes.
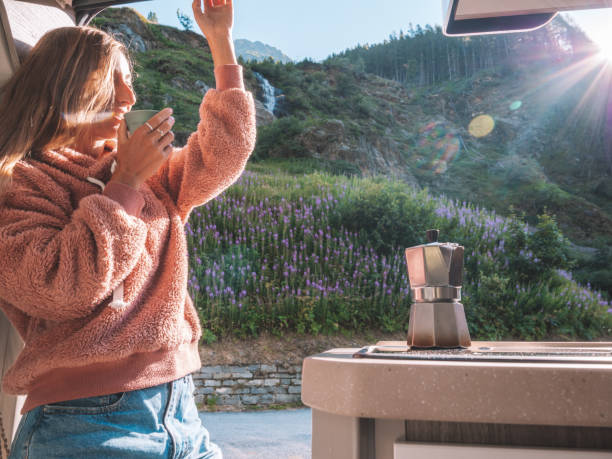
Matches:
[247,23,612,295]
[92,9,612,339]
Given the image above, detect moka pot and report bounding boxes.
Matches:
[404,230,471,348]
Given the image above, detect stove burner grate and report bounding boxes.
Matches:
[352,345,612,364]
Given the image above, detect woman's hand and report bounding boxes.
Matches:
[192,0,233,39]
[193,0,238,66]
[110,108,175,189]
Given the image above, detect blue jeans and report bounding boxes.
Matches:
[8,374,221,458]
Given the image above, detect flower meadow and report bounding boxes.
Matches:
[186,171,612,343]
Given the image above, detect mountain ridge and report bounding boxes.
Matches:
[234,38,293,64]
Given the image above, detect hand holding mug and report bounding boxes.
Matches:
[110,108,175,189]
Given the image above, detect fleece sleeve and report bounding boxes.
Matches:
[148,64,257,222]
[0,185,148,322]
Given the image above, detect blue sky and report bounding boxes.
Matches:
[121,1,612,62]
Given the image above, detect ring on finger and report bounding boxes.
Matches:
[156,128,165,137]
[144,122,154,131]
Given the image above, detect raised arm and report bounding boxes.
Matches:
[148,0,256,220]
[148,66,255,221]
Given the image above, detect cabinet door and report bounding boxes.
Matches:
[0,309,25,454]
[394,442,612,459]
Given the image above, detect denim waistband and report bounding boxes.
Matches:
[9,374,221,458]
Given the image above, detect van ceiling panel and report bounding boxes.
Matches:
[3,0,74,61]
[0,1,18,86]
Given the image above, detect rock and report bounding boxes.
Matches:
[274,394,300,404]
[255,99,275,127]
[213,372,232,379]
[250,388,270,395]
[112,24,147,53]
[220,395,241,406]
[194,80,210,95]
[97,8,207,53]
[231,371,253,378]
[170,76,189,91]
[298,119,346,159]
[241,395,259,405]
[199,366,224,376]
[195,387,215,395]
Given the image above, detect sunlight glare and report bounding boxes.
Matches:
[596,39,612,63]
[598,48,612,63]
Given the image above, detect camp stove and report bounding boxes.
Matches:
[353,229,612,364]
[353,341,612,364]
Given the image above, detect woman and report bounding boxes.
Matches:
[0,0,255,457]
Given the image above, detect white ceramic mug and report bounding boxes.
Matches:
[124,109,159,136]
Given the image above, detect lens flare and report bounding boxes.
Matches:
[416,121,461,175]
[468,114,495,138]
[62,111,116,124]
[597,42,612,63]
[509,101,522,111]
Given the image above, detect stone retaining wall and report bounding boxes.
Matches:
[192,364,303,410]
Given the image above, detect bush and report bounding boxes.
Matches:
[253,116,310,159]
[332,180,437,254]
[504,212,571,284]
[573,239,612,298]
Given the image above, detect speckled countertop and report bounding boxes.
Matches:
[301,341,612,427]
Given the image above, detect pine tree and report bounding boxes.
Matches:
[147,11,158,23]
[177,9,193,31]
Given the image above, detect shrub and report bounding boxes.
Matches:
[253,116,310,159]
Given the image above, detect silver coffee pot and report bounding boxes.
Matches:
[404,230,471,348]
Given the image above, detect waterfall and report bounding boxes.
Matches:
[253,71,278,114]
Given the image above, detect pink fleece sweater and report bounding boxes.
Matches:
[0,65,256,414]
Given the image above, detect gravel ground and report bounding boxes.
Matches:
[199,408,312,459]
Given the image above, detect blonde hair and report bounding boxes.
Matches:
[0,26,130,195]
